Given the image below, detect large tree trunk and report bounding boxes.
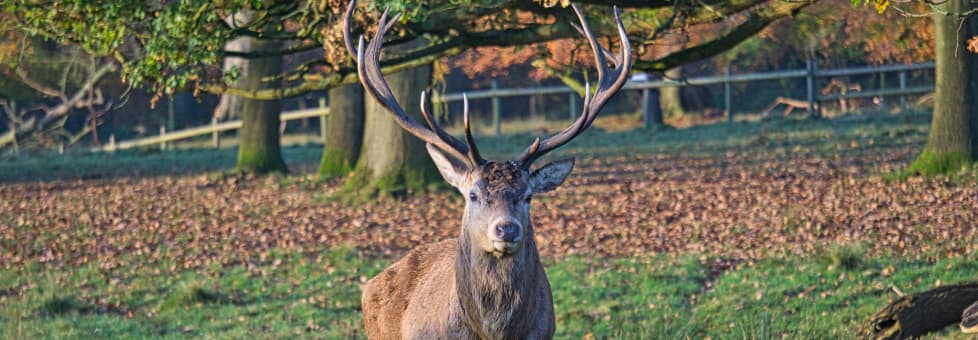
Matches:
[859,282,978,340]
[319,83,365,178]
[908,0,978,175]
[213,11,252,121]
[660,67,686,119]
[343,61,438,197]
[235,37,287,174]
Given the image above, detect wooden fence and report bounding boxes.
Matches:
[431,61,935,130]
[94,61,935,152]
[94,106,328,152]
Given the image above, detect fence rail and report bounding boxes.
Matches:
[95,61,936,152]
[431,62,935,102]
[95,107,328,152]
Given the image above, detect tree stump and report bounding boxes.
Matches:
[859,281,978,340]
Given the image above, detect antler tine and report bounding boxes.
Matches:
[461,93,485,166]
[570,22,620,67]
[517,5,631,168]
[342,1,356,58]
[344,0,474,167]
[419,91,483,166]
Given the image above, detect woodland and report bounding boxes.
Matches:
[0,0,977,338]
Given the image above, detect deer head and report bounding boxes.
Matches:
[344,2,631,259]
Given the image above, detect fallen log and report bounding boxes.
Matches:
[859,281,978,340]
[761,96,817,116]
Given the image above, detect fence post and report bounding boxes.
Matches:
[879,71,886,107]
[109,134,116,152]
[806,59,818,118]
[642,88,651,129]
[640,84,662,129]
[319,97,327,143]
[898,70,907,110]
[167,96,175,131]
[491,79,501,136]
[724,66,733,123]
[160,125,167,151]
[211,117,220,149]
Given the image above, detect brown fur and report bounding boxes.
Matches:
[361,238,554,339]
[361,160,560,339]
[482,162,524,193]
[361,240,457,339]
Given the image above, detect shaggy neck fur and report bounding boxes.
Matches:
[455,227,543,339]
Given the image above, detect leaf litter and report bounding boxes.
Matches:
[1,143,976,276]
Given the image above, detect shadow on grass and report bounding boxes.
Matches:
[0,145,323,184]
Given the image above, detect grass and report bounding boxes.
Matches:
[0,144,322,183]
[2,246,976,339]
[2,109,975,338]
[1,246,385,339]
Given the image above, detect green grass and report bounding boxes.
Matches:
[1,246,386,339]
[0,145,323,182]
[2,246,975,339]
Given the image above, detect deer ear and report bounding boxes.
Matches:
[530,158,575,193]
[426,143,469,189]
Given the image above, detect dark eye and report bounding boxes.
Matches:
[524,195,532,204]
[469,192,478,202]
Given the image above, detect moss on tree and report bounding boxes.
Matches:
[318,84,364,179]
[901,0,978,177]
[906,150,974,177]
[339,48,442,201]
[318,150,355,179]
[234,34,288,174]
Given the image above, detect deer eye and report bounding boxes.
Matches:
[468,192,478,202]
[523,195,532,204]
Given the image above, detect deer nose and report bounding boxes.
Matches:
[494,222,521,242]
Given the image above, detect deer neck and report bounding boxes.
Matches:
[455,227,543,338]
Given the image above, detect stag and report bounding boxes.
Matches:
[344,2,631,338]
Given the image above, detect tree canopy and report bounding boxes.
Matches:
[2,0,815,101]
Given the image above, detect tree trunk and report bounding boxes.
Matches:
[859,282,978,340]
[213,11,252,121]
[235,37,287,174]
[908,0,978,175]
[642,88,664,129]
[344,61,438,197]
[319,83,365,178]
[660,67,686,119]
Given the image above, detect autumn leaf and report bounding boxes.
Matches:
[873,0,890,14]
[968,35,978,54]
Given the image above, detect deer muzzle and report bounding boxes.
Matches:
[489,221,522,255]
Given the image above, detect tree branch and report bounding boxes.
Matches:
[222,40,321,58]
[635,0,815,72]
[202,0,812,99]
[201,23,579,99]
[561,0,674,9]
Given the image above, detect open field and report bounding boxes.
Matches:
[1,111,977,338]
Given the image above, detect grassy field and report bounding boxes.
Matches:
[3,246,977,339]
[2,110,977,339]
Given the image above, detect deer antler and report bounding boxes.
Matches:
[516,5,632,168]
[343,0,484,167]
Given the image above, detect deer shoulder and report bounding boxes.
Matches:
[362,239,462,339]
